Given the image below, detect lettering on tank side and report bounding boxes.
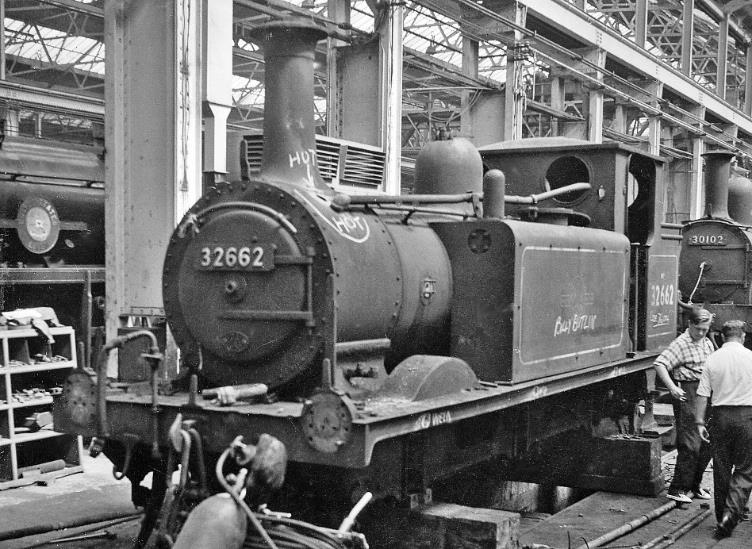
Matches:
[553,274,597,338]
[294,189,371,243]
[646,256,677,336]
[518,246,627,365]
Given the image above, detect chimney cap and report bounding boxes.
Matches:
[247,18,328,47]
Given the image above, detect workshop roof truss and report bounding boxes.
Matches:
[3,1,104,93]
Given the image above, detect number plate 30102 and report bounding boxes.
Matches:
[196,244,274,271]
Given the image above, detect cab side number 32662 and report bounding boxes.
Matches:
[197,245,271,270]
[650,284,674,307]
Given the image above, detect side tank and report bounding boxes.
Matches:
[434,219,631,383]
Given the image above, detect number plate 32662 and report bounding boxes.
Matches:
[196,244,273,271]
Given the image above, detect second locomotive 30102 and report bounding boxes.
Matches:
[679,150,752,341]
[55,18,682,549]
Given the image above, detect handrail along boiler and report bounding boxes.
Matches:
[54,19,681,547]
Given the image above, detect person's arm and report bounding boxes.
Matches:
[696,394,710,442]
[654,363,686,401]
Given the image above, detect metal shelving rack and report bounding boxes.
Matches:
[0,325,82,489]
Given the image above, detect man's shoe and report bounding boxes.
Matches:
[714,513,737,539]
[690,487,711,500]
[666,490,692,503]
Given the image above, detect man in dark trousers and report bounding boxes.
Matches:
[696,319,752,538]
[654,307,715,503]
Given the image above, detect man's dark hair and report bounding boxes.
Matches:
[688,307,712,325]
[721,320,746,339]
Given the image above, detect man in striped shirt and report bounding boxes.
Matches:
[653,307,715,504]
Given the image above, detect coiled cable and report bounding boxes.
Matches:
[216,446,366,549]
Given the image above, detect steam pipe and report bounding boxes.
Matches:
[97,330,163,459]
[703,150,735,219]
[505,182,591,204]
[331,182,591,210]
[248,20,328,190]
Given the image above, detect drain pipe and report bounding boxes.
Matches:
[572,500,677,549]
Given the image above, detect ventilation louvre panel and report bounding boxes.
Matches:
[240,134,385,189]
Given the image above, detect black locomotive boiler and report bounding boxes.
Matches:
[55,19,682,548]
[0,136,105,364]
[679,151,752,339]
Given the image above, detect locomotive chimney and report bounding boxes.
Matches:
[249,20,328,190]
[703,150,735,220]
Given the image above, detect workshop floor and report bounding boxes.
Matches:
[0,451,138,548]
[1,420,752,548]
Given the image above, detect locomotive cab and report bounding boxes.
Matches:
[479,139,680,352]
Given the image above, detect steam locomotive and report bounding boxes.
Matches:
[55,19,682,548]
[0,136,104,364]
[679,151,752,341]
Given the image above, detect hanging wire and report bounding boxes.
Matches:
[687,261,708,304]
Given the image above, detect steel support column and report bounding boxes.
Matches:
[717,15,729,101]
[379,0,404,195]
[746,45,752,116]
[201,0,233,189]
[586,48,606,143]
[503,2,527,140]
[104,0,202,374]
[681,0,694,77]
[327,0,350,138]
[461,35,478,138]
[612,103,626,134]
[550,76,564,137]
[646,81,663,155]
[635,0,648,49]
[688,105,706,220]
[0,0,5,81]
